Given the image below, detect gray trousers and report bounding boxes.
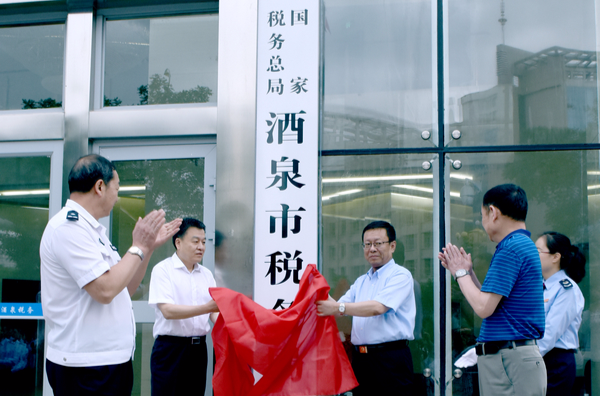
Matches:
[477,345,547,396]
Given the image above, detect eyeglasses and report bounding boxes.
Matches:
[362,241,390,250]
[537,250,552,254]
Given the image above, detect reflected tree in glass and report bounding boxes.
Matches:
[111,158,205,301]
[104,15,218,107]
[137,69,212,105]
[21,98,61,109]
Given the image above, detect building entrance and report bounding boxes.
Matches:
[94,140,216,396]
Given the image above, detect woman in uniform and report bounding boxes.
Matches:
[535,231,586,396]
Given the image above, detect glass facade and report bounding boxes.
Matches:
[0,156,51,396]
[104,15,218,107]
[322,0,434,150]
[322,153,437,393]
[0,0,599,395]
[447,0,598,147]
[447,150,597,394]
[321,0,600,394]
[0,24,65,111]
[110,158,206,300]
[109,158,208,395]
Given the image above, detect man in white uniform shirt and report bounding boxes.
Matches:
[40,154,181,396]
[149,218,219,396]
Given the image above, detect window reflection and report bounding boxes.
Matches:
[448,0,598,146]
[0,24,65,111]
[111,158,205,301]
[110,159,207,396]
[321,154,435,394]
[0,156,50,396]
[0,156,50,298]
[449,150,598,395]
[322,0,433,150]
[104,15,218,107]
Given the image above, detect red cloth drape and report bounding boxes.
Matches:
[210,264,358,396]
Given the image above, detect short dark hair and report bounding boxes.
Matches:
[68,154,116,194]
[482,183,527,221]
[172,218,206,248]
[362,221,396,242]
[540,231,586,283]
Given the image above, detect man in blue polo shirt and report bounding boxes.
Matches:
[439,184,546,396]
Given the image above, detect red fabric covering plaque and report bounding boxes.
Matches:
[210,264,358,396]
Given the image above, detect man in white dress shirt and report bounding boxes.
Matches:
[148,218,219,396]
[41,154,181,396]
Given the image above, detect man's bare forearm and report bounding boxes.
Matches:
[457,276,501,319]
[158,300,219,320]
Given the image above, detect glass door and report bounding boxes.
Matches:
[94,140,216,396]
[320,153,439,395]
[446,151,597,395]
[0,141,63,396]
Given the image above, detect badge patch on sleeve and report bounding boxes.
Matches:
[66,210,79,221]
[560,279,573,289]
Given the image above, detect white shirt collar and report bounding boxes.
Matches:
[172,252,201,273]
[65,199,103,231]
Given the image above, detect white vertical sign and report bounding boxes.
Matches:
[254,0,320,309]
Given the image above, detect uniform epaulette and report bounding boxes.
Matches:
[560,279,573,289]
[66,210,79,221]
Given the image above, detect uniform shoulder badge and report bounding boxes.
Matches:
[560,279,573,289]
[66,210,79,221]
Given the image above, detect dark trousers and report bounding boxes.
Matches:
[151,335,207,396]
[351,342,414,395]
[544,348,576,396]
[46,359,133,396]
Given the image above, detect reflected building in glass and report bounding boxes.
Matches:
[0,0,600,395]
[457,44,598,146]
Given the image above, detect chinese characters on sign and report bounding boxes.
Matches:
[254,1,320,310]
[0,303,43,318]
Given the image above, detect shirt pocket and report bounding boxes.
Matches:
[98,240,118,267]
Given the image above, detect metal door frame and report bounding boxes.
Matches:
[93,137,217,396]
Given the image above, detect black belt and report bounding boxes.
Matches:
[475,339,537,356]
[157,335,206,345]
[354,339,409,354]
[546,347,576,356]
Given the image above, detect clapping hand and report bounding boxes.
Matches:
[132,210,181,254]
[438,243,472,277]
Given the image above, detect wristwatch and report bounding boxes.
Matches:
[338,303,346,315]
[454,269,469,281]
[127,246,145,261]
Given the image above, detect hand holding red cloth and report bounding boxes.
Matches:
[209,264,358,396]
